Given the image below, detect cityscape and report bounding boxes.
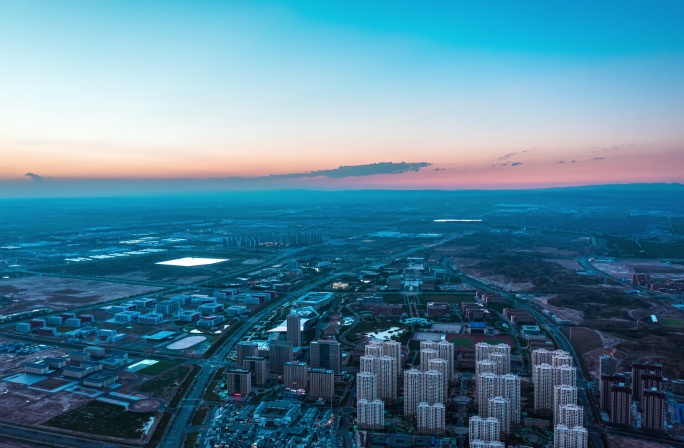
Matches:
[1,188,684,448]
[2,2,684,448]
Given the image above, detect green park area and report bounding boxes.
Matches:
[660,317,684,328]
[450,337,474,347]
[45,401,155,439]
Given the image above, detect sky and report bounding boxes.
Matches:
[1,1,683,195]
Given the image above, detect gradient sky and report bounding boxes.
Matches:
[1,1,683,194]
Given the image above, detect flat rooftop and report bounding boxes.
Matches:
[144,331,176,341]
[156,257,228,267]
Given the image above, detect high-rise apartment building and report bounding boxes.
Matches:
[428,357,449,397]
[640,374,663,402]
[269,340,293,374]
[379,355,398,404]
[476,360,495,377]
[552,351,574,368]
[417,402,446,435]
[631,363,662,401]
[358,399,385,430]
[420,340,439,351]
[243,355,267,387]
[360,355,377,374]
[310,340,341,374]
[383,340,403,375]
[309,368,334,402]
[403,368,445,417]
[236,341,258,368]
[535,363,577,415]
[600,374,625,411]
[642,388,665,430]
[469,416,501,443]
[500,374,521,424]
[478,373,499,415]
[610,384,632,425]
[226,369,251,396]
[404,369,422,417]
[554,365,577,387]
[438,340,455,383]
[531,348,554,367]
[283,361,308,391]
[534,363,555,415]
[557,404,584,428]
[420,349,438,372]
[489,352,510,375]
[478,372,521,422]
[554,425,588,448]
[475,342,511,375]
[553,385,578,426]
[357,372,378,402]
[360,354,397,404]
[487,397,511,435]
[286,312,302,347]
[599,355,617,376]
[423,369,444,405]
[365,340,384,357]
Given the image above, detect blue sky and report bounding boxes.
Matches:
[0,1,683,195]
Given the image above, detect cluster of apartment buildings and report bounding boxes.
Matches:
[225,311,342,410]
[632,273,684,294]
[529,348,586,448]
[470,342,522,448]
[598,355,666,430]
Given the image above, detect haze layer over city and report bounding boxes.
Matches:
[1,2,684,448]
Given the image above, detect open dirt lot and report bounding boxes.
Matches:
[605,434,674,448]
[0,276,162,314]
[593,259,684,280]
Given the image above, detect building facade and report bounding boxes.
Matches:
[226,369,251,396]
[269,340,293,374]
[310,340,341,374]
[357,399,385,430]
[417,402,446,435]
[308,368,334,402]
[284,361,308,391]
[286,312,302,347]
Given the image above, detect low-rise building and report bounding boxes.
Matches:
[138,312,164,324]
[81,361,103,373]
[64,318,82,328]
[198,303,223,315]
[178,310,201,322]
[83,346,106,358]
[44,357,68,369]
[101,357,127,369]
[253,401,301,427]
[226,305,248,315]
[426,302,450,317]
[114,311,141,323]
[47,316,63,326]
[68,350,91,362]
[37,327,58,336]
[198,315,225,328]
[15,322,31,333]
[133,298,156,308]
[84,372,119,388]
[155,299,181,315]
[24,362,49,374]
[63,366,91,379]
